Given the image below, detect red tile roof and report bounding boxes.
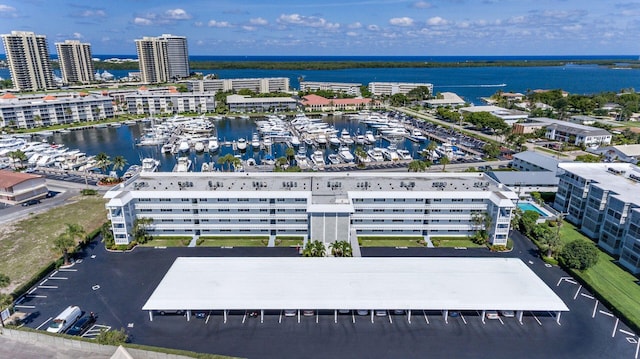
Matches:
[0,170,42,188]
[301,94,372,106]
[1,93,16,99]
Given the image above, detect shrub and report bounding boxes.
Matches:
[80,189,98,196]
[431,239,441,247]
[96,327,129,345]
[559,240,599,270]
[196,238,204,246]
[490,245,507,252]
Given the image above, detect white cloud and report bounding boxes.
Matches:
[412,1,431,9]
[367,24,380,31]
[348,22,362,29]
[250,17,268,26]
[208,20,232,28]
[0,4,17,17]
[80,9,106,18]
[73,32,83,39]
[426,16,448,26]
[243,25,256,31]
[562,24,583,32]
[277,13,339,30]
[165,8,191,20]
[194,21,203,27]
[346,31,358,37]
[389,17,414,27]
[134,17,153,26]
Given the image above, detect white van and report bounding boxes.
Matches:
[47,305,82,333]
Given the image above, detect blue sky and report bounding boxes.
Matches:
[0,0,638,56]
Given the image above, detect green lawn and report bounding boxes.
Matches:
[359,237,426,247]
[534,146,569,157]
[140,238,189,247]
[432,237,484,248]
[557,221,640,332]
[0,196,107,295]
[198,238,268,247]
[276,239,304,247]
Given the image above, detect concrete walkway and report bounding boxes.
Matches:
[0,335,112,359]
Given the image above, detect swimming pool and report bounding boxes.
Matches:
[517,202,551,217]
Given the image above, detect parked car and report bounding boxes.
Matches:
[47,305,82,333]
[485,310,500,320]
[356,310,369,316]
[500,310,515,318]
[21,199,40,207]
[338,309,350,315]
[66,314,95,336]
[302,310,315,316]
[157,310,184,316]
[393,310,406,315]
[374,310,388,317]
[283,310,296,317]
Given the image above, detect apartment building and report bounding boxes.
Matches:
[299,81,362,96]
[104,172,517,246]
[159,34,190,80]
[184,78,290,94]
[368,82,434,96]
[55,40,95,85]
[136,34,189,84]
[125,88,215,115]
[1,31,55,91]
[226,94,297,112]
[553,163,640,274]
[0,92,114,128]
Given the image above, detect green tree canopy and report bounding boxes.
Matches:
[560,240,599,270]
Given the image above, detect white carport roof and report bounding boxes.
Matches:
[142,257,569,312]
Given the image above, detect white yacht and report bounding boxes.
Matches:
[236,138,247,151]
[311,150,325,167]
[365,131,376,144]
[316,134,327,145]
[338,146,355,163]
[295,148,310,170]
[141,158,160,173]
[263,136,272,148]
[173,157,192,172]
[396,149,413,161]
[328,153,341,165]
[251,133,261,149]
[340,129,354,145]
[382,145,400,161]
[290,136,301,147]
[410,129,428,142]
[162,143,174,154]
[329,133,341,147]
[208,137,219,153]
[177,140,190,154]
[355,135,366,145]
[367,147,385,162]
[194,141,205,153]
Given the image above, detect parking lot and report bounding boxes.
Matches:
[15,235,639,359]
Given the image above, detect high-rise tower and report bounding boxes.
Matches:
[55,40,95,84]
[135,34,189,84]
[1,31,55,91]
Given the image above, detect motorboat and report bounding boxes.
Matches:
[364,131,376,144]
[263,136,272,148]
[340,129,354,145]
[338,146,355,163]
[311,150,325,167]
[237,138,247,151]
[177,140,190,154]
[194,141,205,153]
[355,135,366,145]
[396,149,413,161]
[208,137,219,153]
[251,133,261,149]
[316,134,327,145]
[290,136,301,147]
[382,145,400,161]
[162,143,174,154]
[367,147,385,162]
[172,157,192,172]
[328,153,341,165]
[329,133,341,147]
[140,158,160,173]
[410,129,428,142]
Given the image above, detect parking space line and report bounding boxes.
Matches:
[636,337,640,359]
[37,285,58,289]
[27,287,37,295]
[592,300,599,318]
[47,277,68,280]
[498,316,504,325]
[612,318,619,338]
[242,312,247,324]
[620,329,635,337]
[58,268,77,272]
[25,295,46,298]
[459,313,467,325]
[40,279,48,285]
[531,312,542,326]
[35,317,52,330]
[315,312,318,324]
[14,305,35,309]
[50,270,58,277]
[580,293,594,299]
[205,312,211,324]
[599,310,614,318]
[388,314,393,324]
[352,312,355,324]
[573,285,583,300]
[279,311,283,323]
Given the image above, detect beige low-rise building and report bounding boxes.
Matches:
[0,170,48,205]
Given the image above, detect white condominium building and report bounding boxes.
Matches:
[184,78,290,94]
[226,94,297,112]
[0,92,114,128]
[553,163,640,274]
[125,88,215,115]
[300,81,362,96]
[368,82,434,96]
[1,31,55,91]
[104,172,517,246]
[55,40,95,85]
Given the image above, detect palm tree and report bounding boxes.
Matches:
[422,141,438,161]
[111,155,128,177]
[439,156,450,172]
[133,217,153,244]
[217,153,238,172]
[65,223,86,245]
[285,147,295,166]
[275,156,288,170]
[408,160,426,172]
[302,240,326,257]
[229,155,242,171]
[329,241,353,257]
[33,115,43,128]
[53,233,75,265]
[354,147,368,167]
[7,150,27,169]
[95,152,111,174]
